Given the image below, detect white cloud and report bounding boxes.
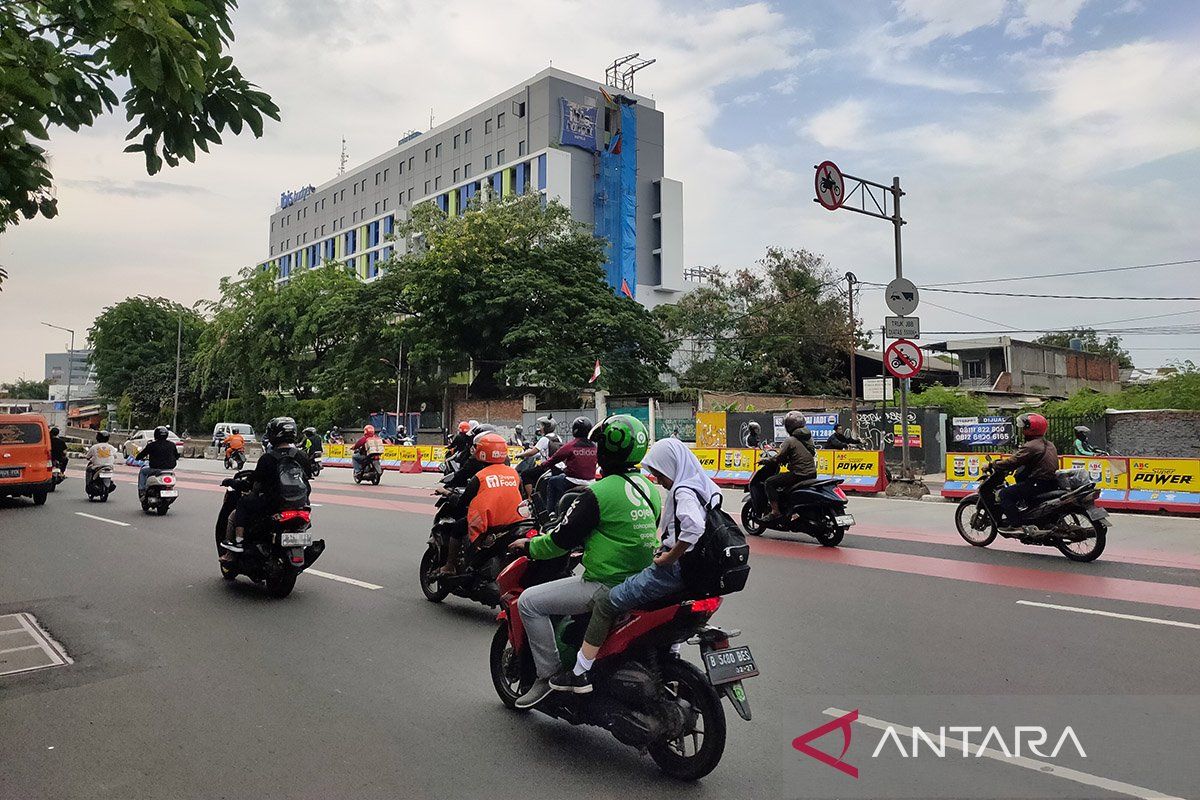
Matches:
[802,99,872,149]
[1006,0,1091,38]
[894,0,1009,45]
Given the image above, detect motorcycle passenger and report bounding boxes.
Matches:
[761,411,816,519]
[351,425,381,479]
[222,417,310,554]
[135,426,179,494]
[1073,426,1098,456]
[551,437,714,695]
[517,416,561,487]
[507,415,659,709]
[84,431,118,490]
[986,413,1058,530]
[825,424,863,450]
[49,426,68,472]
[222,430,246,463]
[435,432,525,577]
[538,416,598,512]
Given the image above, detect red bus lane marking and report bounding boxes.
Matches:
[748,537,1200,612]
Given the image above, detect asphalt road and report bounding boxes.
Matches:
[1,460,1197,800]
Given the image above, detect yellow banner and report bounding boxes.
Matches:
[833,450,881,477]
[325,443,348,459]
[893,423,922,447]
[695,412,727,449]
[1059,456,1128,491]
[719,448,756,472]
[692,448,719,474]
[815,450,834,476]
[1128,458,1200,492]
[945,452,1012,483]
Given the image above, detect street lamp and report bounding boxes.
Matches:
[379,344,403,434]
[41,322,74,429]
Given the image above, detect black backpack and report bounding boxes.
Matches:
[672,487,751,597]
[275,447,310,510]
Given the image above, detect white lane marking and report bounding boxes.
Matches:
[304,569,383,590]
[1016,600,1200,631]
[310,503,324,507]
[0,644,43,656]
[14,612,72,667]
[74,512,130,527]
[824,707,1185,800]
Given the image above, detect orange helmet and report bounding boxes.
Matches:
[364,424,376,436]
[473,432,508,464]
[458,420,471,433]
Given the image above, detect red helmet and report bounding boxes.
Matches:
[364,424,376,436]
[473,432,508,464]
[1017,413,1048,438]
[458,420,471,433]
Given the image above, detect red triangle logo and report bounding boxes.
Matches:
[792,708,859,778]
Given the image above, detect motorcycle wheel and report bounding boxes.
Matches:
[156,504,169,516]
[739,504,766,536]
[489,624,533,710]
[814,521,844,547]
[371,473,382,486]
[955,496,997,547]
[353,473,362,484]
[419,546,451,602]
[220,564,238,581]
[99,491,109,503]
[1055,513,1106,563]
[265,567,298,598]
[649,658,727,781]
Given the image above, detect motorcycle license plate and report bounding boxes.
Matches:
[704,645,759,685]
[158,490,178,497]
[835,514,855,527]
[0,467,22,478]
[1085,506,1108,521]
[280,532,313,547]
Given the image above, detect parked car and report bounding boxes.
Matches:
[123,429,185,459]
[0,413,54,506]
[211,422,257,447]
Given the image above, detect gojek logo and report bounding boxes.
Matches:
[792,708,859,779]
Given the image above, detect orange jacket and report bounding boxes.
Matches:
[467,463,525,542]
[223,433,245,455]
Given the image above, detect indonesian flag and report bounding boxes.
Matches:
[620,278,634,299]
[589,359,601,384]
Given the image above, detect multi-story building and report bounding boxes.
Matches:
[44,350,95,386]
[258,67,687,308]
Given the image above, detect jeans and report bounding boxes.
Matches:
[585,562,687,647]
[352,452,368,476]
[517,576,608,678]
[138,465,151,494]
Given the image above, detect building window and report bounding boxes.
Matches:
[383,197,389,211]
[352,211,358,222]
[270,245,275,254]
[435,143,442,158]
[383,168,389,182]
[361,206,366,218]
[484,118,492,134]
[464,128,472,144]
[484,154,492,169]
[424,180,430,194]
[408,156,414,170]
[453,168,459,182]
[375,201,380,214]
[464,162,471,177]
[425,148,431,163]
[375,171,380,185]
[408,188,414,201]
[497,149,505,163]
[513,100,526,118]
[453,133,460,149]
[434,176,441,189]
[497,112,505,129]
[398,161,404,176]
[353,183,357,196]
[964,360,985,380]
[518,140,526,156]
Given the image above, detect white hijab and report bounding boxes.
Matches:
[641,438,720,536]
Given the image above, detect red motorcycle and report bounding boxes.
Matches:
[489,553,758,781]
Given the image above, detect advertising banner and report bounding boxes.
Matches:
[715,448,757,484]
[324,443,351,466]
[830,450,886,491]
[695,412,727,449]
[559,98,598,151]
[1059,455,1128,502]
[806,413,840,444]
[892,423,922,448]
[814,450,834,477]
[950,416,1012,446]
[692,448,720,478]
[941,452,1012,496]
[1126,458,1200,511]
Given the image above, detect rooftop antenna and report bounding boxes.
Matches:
[605,53,656,93]
[429,107,435,129]
[338,136,348,174]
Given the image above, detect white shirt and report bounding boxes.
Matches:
[662,488,706,552]
[86,443,117,469]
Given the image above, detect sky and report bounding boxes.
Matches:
[2,0,1199,382]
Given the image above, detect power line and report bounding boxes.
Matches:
[924,258,1200,288]
[862,282,1200,301]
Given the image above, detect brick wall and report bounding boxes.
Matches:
[452,398,524,427]
[1106,410,1200,458]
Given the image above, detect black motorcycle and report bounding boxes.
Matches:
[306,447,323,478]
[85,465,116,502]
[955,467,1109,562]
[224,448,246,470]
[215,470,326,597]
[354,451,383,485]
[740,462,853,546]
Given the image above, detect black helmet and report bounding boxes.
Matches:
[589,415,649,473]
[1074,425,1091,437]
[782,411,807,435]
[748,421,760,432]
[571,416,593,438]
[265,417,298,446]
[470,422,497,437]
[536,415,556,435]
[302,426,316,436]
[50,426,60,437]
[96,430,110,443]
[154,426,169,441]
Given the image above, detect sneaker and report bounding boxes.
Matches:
[549,668,593,694]
[514,678,553,709]
[220,540,244,553]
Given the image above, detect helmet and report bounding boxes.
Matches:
[747,421,760,432]
[571,416,593,438]
[458,420,471,433]
[473,431,508,464]
[514,424,524,433]
[331,425,340,433]
[782,411,807,435]
[1017,413,1048,439]
[96,430,110,443]
[589,415,648,472]
[154,426,169,441]
[50,426,60,437]
[364,424,375,436]
[266,417,298,446]
[1073,425,1091,437]
[536,415,556,435]
[468,419,480,430]
[303,426,316,436]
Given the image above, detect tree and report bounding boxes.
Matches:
[1,0,279,231]
[0,378,50,398]
[906,384,988,418]
[375,193,671,395]
[88,296,206,426]
[1034,328,1133,369]
[655,248,864,395]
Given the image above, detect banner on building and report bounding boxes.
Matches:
[951,416,1012,446]
[559,98,598,151]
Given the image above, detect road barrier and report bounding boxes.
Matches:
[941,453,1200,515]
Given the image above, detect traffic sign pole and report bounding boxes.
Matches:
[892,176,912,479]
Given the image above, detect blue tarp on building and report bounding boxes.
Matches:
[594,100,638,298]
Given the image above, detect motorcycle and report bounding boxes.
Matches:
[740,462,853,546]
[491,553,758,781]
[418,478,533,607]
[214,470,326,597]
[527,467,587,527]
[224,448,246,470]
[50,464,65,492]
[85,466,116,502]
[308,451,323,478]
[140,470,178,515]
[354,451,383,485]
[955,467,1109,562]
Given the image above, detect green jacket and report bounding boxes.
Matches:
[528,472,661,586]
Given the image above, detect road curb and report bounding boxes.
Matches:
[919,494,949,503]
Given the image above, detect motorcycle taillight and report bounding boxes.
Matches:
[274,510,311,523]
[687,597,722,614]
[834,487,848,501]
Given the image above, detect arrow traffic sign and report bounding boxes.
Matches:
[814,161,845,211]
[885,339,923,380]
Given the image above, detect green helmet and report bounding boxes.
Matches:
[589,414,649,472]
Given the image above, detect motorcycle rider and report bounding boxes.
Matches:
[222,429,246,465]
[760,411,817,520]
[517,416,561,488]
[507,415,659,709]
[551,437,715,695]
[351,425,381,479]
[825,424,863,450]
[49,426,68,473]
[84,430,118,491]
[537,416,597,513]
[510,424,527,448]
[448,420,474,460]
[435,431,525,577]
[985,413,1059,530]
[222,417,310,554]
[1073,426,1099,456]
[135,426,179,495]
[327,425,343,445]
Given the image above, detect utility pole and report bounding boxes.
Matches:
[172,314,182,432]
[846,271,858,435]
[41,323,74,430]
[395,342,403,429]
